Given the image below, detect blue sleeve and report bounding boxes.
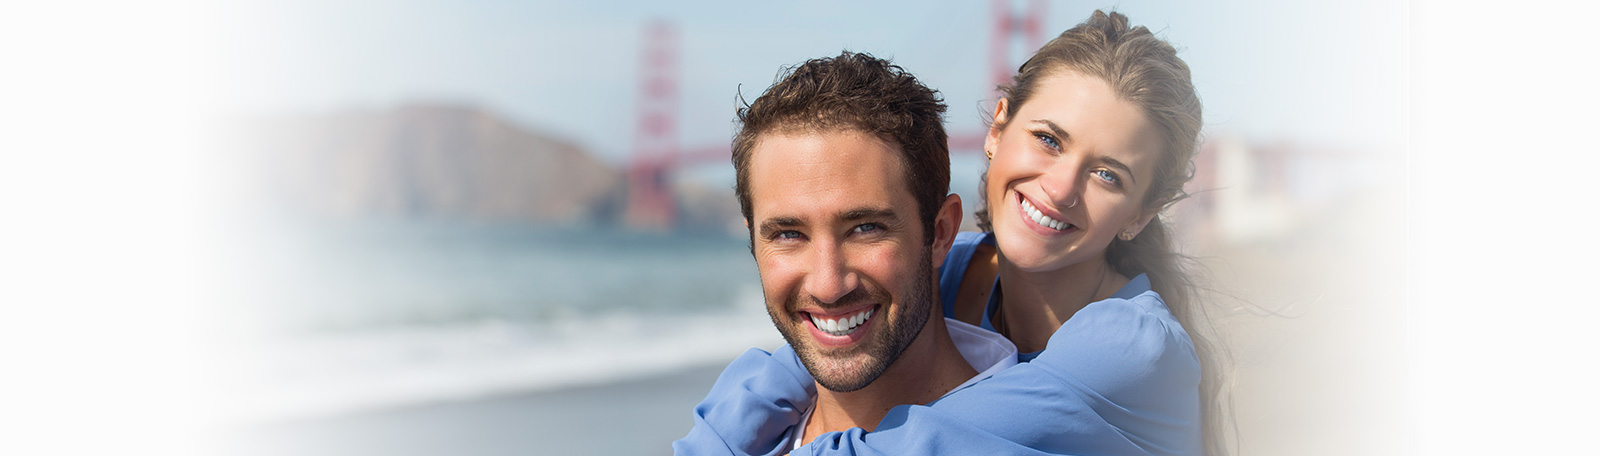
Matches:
[673,229,980,455]
[937,232,985,318]
[794,297,1202,455]
[672,345,818,456]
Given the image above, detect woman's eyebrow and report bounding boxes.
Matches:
[1030,119,1073,146]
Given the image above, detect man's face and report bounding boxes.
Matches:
[747,129,937,393]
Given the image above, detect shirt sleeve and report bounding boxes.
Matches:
[795,297,1202,456]
[672,344,818,456]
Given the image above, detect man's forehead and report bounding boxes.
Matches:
[746,129,914,221]
[747,129,905,180]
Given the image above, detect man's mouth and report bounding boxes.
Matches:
[807,307,876,337]
[1021,196,1074,231]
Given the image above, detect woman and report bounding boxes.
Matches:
[942,8,1225,454]
[683,10,1224,455]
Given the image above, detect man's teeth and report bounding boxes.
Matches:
[1021,198,1070,231]
[811,308,874,336]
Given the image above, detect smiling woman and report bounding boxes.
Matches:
[981,71,1165,278]
[963,9,1223,454]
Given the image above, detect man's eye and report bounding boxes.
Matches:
[775,230,803,240]
[853,224,882,234]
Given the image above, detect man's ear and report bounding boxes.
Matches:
[930,193,963,269]
[984,98,1009,157]
[743,218,755,255]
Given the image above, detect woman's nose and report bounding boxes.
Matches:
[1038,161,1082,209]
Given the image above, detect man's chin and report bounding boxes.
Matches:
[772,316,891,391]
[796,347,889,393]
[808,362,877,393]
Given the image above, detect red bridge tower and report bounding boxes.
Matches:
[625,21,680,230]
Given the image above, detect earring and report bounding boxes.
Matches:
[1119,231,1135,241]
[985,149,994,160]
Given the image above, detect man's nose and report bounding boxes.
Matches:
[803,243,860,305]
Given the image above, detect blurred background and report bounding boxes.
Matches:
[195,1,1408,455]
[39,0,1589,455]
[11,2,1598,455]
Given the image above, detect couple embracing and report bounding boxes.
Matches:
[676,10,1222,456]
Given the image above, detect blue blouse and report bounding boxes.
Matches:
[674,231,1202,455]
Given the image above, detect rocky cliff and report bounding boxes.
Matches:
[230,103,739,232]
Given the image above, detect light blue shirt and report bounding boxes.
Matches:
[786,318,1017,451]
[674,231,1202,455]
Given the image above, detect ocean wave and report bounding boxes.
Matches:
[208,284,780,425]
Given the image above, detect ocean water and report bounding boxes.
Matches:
[210,219,781,425]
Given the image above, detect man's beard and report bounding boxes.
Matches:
[768,248,936,393]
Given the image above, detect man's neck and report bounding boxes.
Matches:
[803,317,976,439]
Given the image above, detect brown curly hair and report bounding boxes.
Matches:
[731,51,950,245]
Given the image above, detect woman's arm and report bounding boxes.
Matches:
[794,297,1202,455]
[672,344,817,456]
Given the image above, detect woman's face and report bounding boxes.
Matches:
[984,70,1164,273]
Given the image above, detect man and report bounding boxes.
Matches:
[673,52,1016,454]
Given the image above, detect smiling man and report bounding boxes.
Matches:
[674,52,1016,454]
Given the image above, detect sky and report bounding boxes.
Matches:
[211,0,1409,165]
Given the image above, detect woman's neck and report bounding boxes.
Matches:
[994,253,1129,353]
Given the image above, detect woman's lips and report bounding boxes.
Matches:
[1016,192,1077,235]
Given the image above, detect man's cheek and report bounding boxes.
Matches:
[756,260,800,300]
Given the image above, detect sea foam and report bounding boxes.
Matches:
[210,284,779,425]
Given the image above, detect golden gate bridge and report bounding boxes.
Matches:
[623,0,1050,230]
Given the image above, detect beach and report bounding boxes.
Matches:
[221,361,728,456]
[210,184,1408,456]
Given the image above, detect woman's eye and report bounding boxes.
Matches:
[1033,132,1060,150]
[1093,169,1123,187]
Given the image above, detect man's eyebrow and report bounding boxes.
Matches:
[756,208,899,235]
[757,216,803,236]
[841,208,899,223]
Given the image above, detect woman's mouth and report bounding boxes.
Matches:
[1020,196,1074,231]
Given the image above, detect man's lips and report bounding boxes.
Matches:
[801,304,879,346]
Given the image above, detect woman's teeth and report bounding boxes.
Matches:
[1021,198,1070,231]
[810,308,874,336]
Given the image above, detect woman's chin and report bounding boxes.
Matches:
[994,233,1070,273]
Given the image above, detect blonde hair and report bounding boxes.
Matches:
[976,10,1234,455]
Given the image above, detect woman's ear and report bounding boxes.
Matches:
[1123,210,1158,240]
[984,98,1009,158]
